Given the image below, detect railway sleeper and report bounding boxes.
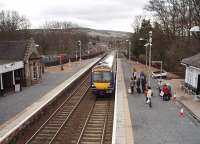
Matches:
[80,142,100,144]
[86,127,103,130]
[84,133,102,137]
[87,123,104,127]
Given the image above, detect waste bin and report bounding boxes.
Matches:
[15,84,21,92]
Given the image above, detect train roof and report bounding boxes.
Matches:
[93,52,115,70]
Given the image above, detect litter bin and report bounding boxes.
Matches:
[15,84,21,92]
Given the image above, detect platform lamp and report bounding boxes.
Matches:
[77,40,82,61]
[139,38,149,68]
[126,40,131,61]
[148,31,153,86]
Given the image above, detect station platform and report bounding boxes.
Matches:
[1,55,200,144]
[113,57,200,144]
[112,59,134,144]
[0,58,100,143]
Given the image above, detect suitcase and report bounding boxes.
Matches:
[137,87,141,94]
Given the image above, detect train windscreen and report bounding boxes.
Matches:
[93,71,112,82]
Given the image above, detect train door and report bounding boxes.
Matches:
[197,75,200,94]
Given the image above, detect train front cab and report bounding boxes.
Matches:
[91,70,115,96]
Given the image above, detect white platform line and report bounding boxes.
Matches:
[112,59,134,144]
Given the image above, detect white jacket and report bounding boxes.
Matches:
[147,89,152,98]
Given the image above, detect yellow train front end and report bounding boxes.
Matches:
[91,68,114,96]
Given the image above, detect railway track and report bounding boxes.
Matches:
[76,97,114,144]
[25,74,91,144]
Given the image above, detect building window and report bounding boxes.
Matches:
[32,62,38,80]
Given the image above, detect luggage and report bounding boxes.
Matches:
[137,87,141,94]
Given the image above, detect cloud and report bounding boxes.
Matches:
[0,0,149,32]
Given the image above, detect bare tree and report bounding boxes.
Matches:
[41,21,79,30]
[0,10,30,32]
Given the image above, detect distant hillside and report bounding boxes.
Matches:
[70,27,132,39]
[30,27,132,40]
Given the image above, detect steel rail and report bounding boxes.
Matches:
[25,74,90,144]
[76,99,111,144]
[100,103,110,144]
[49,84,90,144]
[76,102,96,144]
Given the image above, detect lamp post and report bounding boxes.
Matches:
[148,31,152,86]
[144,43,149,68]
[126,40,131,61]
[78,40,82,61]
[139,38,149,68]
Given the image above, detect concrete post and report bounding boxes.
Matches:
[0,73,3,90]
[0,73,3,96]
[12,70,15,85]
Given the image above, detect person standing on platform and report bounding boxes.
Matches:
[132,68,137,80]
[147,86,152,108]
[130,77,135,94]
[144,86,148,102]
[162,83,170,101]
[140,72,146,93]
[136,76,141,94]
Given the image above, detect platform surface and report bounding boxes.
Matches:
[119,57,200,144]
[0,58,100,142]
[112,59,134,144]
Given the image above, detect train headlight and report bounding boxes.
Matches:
[91,84,95,88]
[108,83,112,88]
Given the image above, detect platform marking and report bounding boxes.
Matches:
[112,59,134,144]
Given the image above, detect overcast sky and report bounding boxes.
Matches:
[0,0,149,32]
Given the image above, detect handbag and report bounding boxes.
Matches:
[128,87,132,94]
[160,91,164,96]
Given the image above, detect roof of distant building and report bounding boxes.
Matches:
[0,40,27,60]
[0,39,40,62]
[181,53,200,68]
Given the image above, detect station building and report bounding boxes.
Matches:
[181,53,200,94]
[0,38,43,96]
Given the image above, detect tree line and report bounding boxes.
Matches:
[130,0,200,74]
[0,10,100,55]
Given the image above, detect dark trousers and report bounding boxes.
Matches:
[142,84,146,93]
[149,98,152,107]
[163,94,170,101]
[131,86,134,93]
[0,90,4,96]
[146,97,152,107]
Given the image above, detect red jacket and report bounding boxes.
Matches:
[162,85,169,94]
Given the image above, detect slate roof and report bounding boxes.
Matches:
[0,40,28,61]
[181,53,200,68]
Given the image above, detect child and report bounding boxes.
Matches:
[130,77,135,93]
[147,86,152,108]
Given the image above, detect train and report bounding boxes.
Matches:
[40,51,105,67]
[91,51,116,95]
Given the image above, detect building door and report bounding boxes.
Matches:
[2,72,13,92]
[197,75,200,94]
